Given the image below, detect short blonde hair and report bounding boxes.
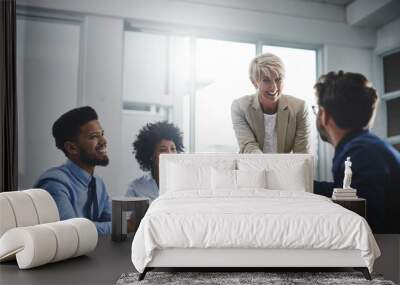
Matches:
[249,53,285,83]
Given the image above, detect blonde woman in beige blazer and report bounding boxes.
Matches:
[231,53,311,154]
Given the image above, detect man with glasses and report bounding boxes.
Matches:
[313,71,400,234]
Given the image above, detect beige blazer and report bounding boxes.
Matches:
[231,94,311,153]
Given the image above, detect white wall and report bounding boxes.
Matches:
[79,16,124,197]
[120,111,167,195]
[376,17,400,54]
[16,17,80,189]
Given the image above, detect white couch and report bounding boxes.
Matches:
[0,189,98,269]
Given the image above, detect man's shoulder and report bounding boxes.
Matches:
[345,132,400,164]
[360,133,399,154]
[350,132,387,149]
[35,164,72,186]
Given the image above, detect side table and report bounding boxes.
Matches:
[112,197,150,242]
[331,197,366,218]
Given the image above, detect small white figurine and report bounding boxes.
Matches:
[343,157,352,189]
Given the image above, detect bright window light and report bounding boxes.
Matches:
[262,45,317,109]
[195,38,255,152]
[262,45,318,154]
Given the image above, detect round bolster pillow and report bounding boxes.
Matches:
[0,218,98,269]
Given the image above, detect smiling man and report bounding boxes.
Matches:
[231,53,310,153]
[34,106,112,235]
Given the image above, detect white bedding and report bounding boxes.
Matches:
[131,190,380,273]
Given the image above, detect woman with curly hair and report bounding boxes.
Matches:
[125,121,184,201]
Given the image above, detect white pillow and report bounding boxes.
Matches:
[237,158,309,192]
[266,162,307,191]
[166,163,212,192]
[211,168,236,190]
[236,169,267,189]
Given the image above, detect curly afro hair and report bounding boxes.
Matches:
[133,121,184,172]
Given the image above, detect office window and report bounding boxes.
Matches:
[383,51,400,94]
[123,31,169,105]
[387,97,400,138]
[262,45,317,113]
[381,50,400,146]
[123,30,318,156]
[121,30,190,190]
[184,41,318,153]
[262,45,317,153]
[194,39,255,152]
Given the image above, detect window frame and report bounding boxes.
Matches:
[378,48,400,146]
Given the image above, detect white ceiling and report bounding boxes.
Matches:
[299,0,354,7]
[176,0,399,28]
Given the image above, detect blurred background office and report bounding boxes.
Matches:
[15,0,400,198]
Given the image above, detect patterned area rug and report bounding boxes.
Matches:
[117,271,396,285]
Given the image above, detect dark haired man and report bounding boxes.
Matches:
[126,121,184,201]
[313,71,400,234]
[34,106,112,235]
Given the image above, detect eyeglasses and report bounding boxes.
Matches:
[312,105,320,115]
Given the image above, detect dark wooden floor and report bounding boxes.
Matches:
[0,235,134,285]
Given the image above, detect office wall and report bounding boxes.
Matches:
[376,17,400,55]
[16,17,80,188]
[78,16,124,197]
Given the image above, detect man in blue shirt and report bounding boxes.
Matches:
[34,106,112,235]
[313,71,400,234]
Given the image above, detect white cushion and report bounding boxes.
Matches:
[159,154,236,195]
[237,158,310,192]
[211,168,236,190]
[42,221,79,262]
[0,189,59,238]
[0,189,98,269]
[0,218,97,269]
[166,162,212,192]
[0,191,39,227]
[266,162,307,191]
[24,189,59,223]
[63,218,98,257]
[236,169,267,189]
[0,196,16,237]
[0,226,57,269]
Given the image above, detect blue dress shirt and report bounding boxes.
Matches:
[34,160,112,235]
[125,173,159,201]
